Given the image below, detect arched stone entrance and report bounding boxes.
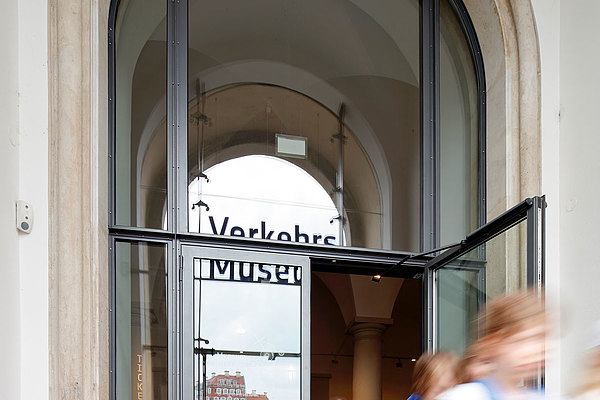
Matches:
[47,1,542,399]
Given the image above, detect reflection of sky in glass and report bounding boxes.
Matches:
[189,155,341,245]
[202,355,300,400]
[198,279,301,353]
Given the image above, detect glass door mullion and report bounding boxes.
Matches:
[421,0,441,253]
[527,196,546,290]
[175,0,189,234]
[195,349,301,358]
[181,241,195,400]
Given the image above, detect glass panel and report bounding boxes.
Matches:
[439,0,480,245]
[115,0,167,229]
[115,241,168,400]
[187,0,420,251]
[435,219,527,353]
[193,255,303,400]
[436,267,480,354]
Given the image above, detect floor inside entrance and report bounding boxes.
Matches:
[311,272,421,400]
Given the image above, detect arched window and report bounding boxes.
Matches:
[109,0,485,252]
[108,0,485,398]
[189,155,345,245]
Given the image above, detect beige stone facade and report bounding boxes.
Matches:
[2,0,599,398]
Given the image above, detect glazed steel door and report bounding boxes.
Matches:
[424,196,546,353]
[181,245,310,400]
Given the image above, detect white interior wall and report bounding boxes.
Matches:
[17,1,49,400]
[535,0,600,394]
[557,0,600,393]
[0,0,22,398]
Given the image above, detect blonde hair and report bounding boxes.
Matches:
[411,352,459,399]
[481,290,545,338]
[577,347,600,395]
[458,338,492,383]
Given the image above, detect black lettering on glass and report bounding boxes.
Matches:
[210,259,233,280]
[261,221,274,240]
[209,216,229,235]
[249,228,259,238]
[324,236,336,245]
[230,226,245,237]
[257,264,272,282]
[312,234,322,244]
[295,225,309,243]
[277,231,291,241]
[275,265,289,283]
[292,266,302,284]
[239,262,254,282]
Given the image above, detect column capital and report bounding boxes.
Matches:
[348,321,389,342]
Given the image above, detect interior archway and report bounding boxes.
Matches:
[188,155,347,245]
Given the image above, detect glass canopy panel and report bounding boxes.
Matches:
[439,0,480,246]
[187,0,420,251]
[114,0,167,229]
[435,219,527,354]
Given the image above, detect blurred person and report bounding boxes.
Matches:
[407,351,460,400]
[574,347,600,399]
[437,291,547,399]
[574,322,600,399]
[458,338,494,384]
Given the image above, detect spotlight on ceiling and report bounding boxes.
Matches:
[371,274,382,283]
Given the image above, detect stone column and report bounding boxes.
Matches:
[48,0,110,399]
[349,322,387,400]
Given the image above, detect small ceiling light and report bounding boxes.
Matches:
[411,358,417,362]
[371,274,382,283]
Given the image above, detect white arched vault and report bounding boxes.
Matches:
[135,60,395,248]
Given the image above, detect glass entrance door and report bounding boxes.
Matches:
[181,245,310,400]
[424,196,546,354]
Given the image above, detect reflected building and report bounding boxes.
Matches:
[202,371,268,400]
[247,391,269,400]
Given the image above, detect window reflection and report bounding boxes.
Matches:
[193,257,302,400]
[187,0,422,252]
[197,358,300,400]
[194,258,301,353]
[115,241,168,400]
[439,0,481,245]
[114,0,167,229]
